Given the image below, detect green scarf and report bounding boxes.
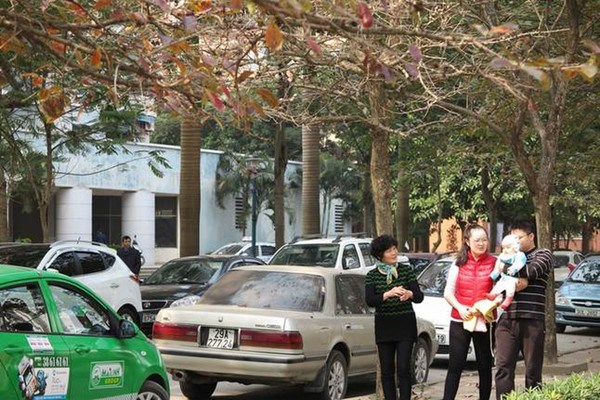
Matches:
[377,262,398,285]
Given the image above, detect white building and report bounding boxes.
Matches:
[10,141,351,265]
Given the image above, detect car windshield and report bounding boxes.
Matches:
[200,270,326,312]
[553,255,570,268]
[0,245,49,268]
[144,259,222,285]
[569,259,600,284]
[212,244,244,255]
[417,260,453,296]
[269,244,339,267]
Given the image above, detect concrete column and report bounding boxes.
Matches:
[122,190,155,266]
[55,187,92,241]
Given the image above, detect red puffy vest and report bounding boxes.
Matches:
[450,252,496,320]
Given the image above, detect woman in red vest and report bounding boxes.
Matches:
[442,224,497,400]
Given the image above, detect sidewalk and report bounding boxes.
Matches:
[348,343,600,400]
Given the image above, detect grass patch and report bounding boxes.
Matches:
[502,372,600,400]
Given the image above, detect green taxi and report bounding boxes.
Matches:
[0,265,169,400]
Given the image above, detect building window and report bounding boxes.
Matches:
[235,197,246,230]
[92,196,121,245]
[156,197,177,247]
[334,204,344,233]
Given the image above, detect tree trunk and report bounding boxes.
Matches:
[0,174,8,241]
[362,160,374,237]
[179,119,201,256]
[395,166,410,251]
[274,121,287,248]
[40,122,53,242]
[582,220,593,254]
[302,124,320,235]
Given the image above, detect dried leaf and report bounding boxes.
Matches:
[39,86,70,123]
[582,39,600,54]
[256,87,279,107]
[561,67,580,80]
[356,2,373,28]
[409,44,421,62]
[247,100,265,117]
[91,47,102,68]
[230,0,243,10]
[183,13,197,32]
[193,0,212,14]
[236,70,254,84]
[579,59,598,80]
[265,22,283,52]
[93,0,111,10]
[306,35,322,56]
[130,12,149,25]
[489,57,514,69]
[404,63,419,78]
[208,92,225,112]
[489,23,518,36]
[51,40,66,53]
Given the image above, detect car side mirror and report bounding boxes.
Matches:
[118,319,136,339]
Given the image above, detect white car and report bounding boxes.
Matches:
[553,250,584,285]
[0,240,142,324]
[268,235,377,274]
[211,240,276,262]
[413,256,476,361]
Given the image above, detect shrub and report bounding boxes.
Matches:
[502,372,600,400]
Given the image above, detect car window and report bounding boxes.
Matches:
[335,275,368,315]
[553,255,570,268]
[261,245,276,256]
[0,284,50,333]
[569,259,600,283]
[269,244,340,267]
[100,252,116,267]
[49,252,82,276]
[342,245,360,270]
[49,284,111,336]
[145,259,221,285]
[212,244,244,255]
[574,254,583,264]
[75,251,106,274]
[200,270,326,312]
[359,243,376,267]
[418,260,452,296]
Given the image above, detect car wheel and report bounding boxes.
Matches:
[137,380,168,400]
[319,350,347,400]
[118,306,140,326]
[411,338,430,384]
[179,381,217,400]
[556,323,567,333]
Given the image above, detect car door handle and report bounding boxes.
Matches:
[110,283,119,288]
[74,345,91,354]
[4,346,22,355]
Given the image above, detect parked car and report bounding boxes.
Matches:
[210,240,276,262]
[0,264,169,399]
[400,252,451,276]
[268,235,377,274]
[0,241,142,325]
[555,255,600,333]
[553,250,584,284]
[139,255,265,335]
[153,265,438,400]
[413,256,476,361]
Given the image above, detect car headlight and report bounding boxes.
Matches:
[555,291,572,306]
[170,295,202,308]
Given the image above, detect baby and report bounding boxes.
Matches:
[486,234,527,310]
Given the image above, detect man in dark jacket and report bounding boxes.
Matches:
[117,235,142,276]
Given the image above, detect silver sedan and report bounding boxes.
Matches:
[153,265,438,400]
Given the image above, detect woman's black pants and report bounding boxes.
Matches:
[442,320,494,400]
[377,340,414,400]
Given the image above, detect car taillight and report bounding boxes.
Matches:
[152,321,199,342]
[568,263,576,272]
[239,329,303,349]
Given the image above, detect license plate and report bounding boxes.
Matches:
[206,328,235,349]
[437,334,447,345]
[575,308,600,318]
[142,313,157,324]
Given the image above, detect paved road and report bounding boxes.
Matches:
[167,326,600,399]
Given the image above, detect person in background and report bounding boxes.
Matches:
[117,235,142,277]
[442,224,497,400]
[94,228,108,244]
[365,234,424,400]
[495,221,552,399]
